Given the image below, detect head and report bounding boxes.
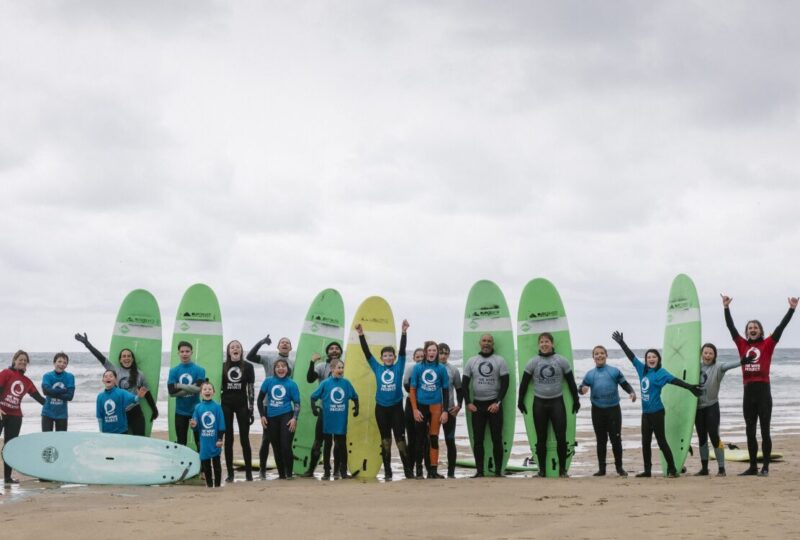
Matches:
[277,337,292,356]
[645,349,662,370]
[424,341,439,362]
[745,320,764,341]
[118,348,137,369]
[102,369,117,390]
[412,348,424,363]
[274,358,289,378]
[53,352,69,373]
[438,343,451,364]
[11,350,29,372]
[592,345,608,368]
[479,334,494,356]
[325,342,342,360]
[701,343,718,365]
[226,340,243,362]
[200,380,215,399]
[330,358,344,378]
[380,346,397,366]
[538,333,554,355]
[178,341,193,363]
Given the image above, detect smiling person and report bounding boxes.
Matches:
[257,357,301,479]
[75,332,158,436]
[41,352,76,432]
[221,340,255,483]
[409,340,450,479]
[404,347,426,477]
[462,334,508,478]
[356,319,412,480]
[191,381,226,488]
[578,345,636,477]
[167,341,206,448]
[611,331,701,478]
[0,350,46,484]
[721,294,798,476]
[96,369,147,433]
[302,341,344,479]
[518,333,580,478]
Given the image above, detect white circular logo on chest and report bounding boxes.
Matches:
[201,411,215,429]
[228,367,242,383]
[421,369,438,385]
[330,387,346,404]
[104,399,116,415]
[381,370,395,385]
[271,385,287,401]
[178,374,194,385]
[10,381,25,397]
[641,378,651,392]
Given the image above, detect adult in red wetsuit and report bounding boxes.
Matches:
[721,294,798,476]
[0,350,46,484]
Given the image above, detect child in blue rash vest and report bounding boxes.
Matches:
[191,381,226,488]
[694,343,752,476]
[41,352,75,432]
[310,358,359,480]
[409,341,450,479]
[611,331,702,477]
[579,345,636,477]
[96,370,147,434]
[356,319,413,480]
[257,357,301,479]
[302,341,344,479]
[404,348,427,478]
[167,341,206,448]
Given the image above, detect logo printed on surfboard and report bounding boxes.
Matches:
[41,446,59,464]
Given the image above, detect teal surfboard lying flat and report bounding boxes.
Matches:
[463,280,516,475]
[169,284,223,449]
[292,289,345,474]
[2,432,200,485]
[517,278,577,477]
[109,289,162,437]
[660,274,701,476]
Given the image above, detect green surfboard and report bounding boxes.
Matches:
[517,278,576,477]
[168,283,223,449]
[109,289,162,437]
[463,280,516,475]
[291,289,345,474]
[660,273,701,475]
[345,296,395,479]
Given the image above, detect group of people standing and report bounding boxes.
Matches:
[0,294,795,486]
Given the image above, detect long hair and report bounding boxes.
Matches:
[223,340,243,385]
[700,343,718,364]
[118,348,139,389]
[642,348,662,376]
[745,320,765,341]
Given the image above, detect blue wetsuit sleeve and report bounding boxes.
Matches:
[772,307,795,343]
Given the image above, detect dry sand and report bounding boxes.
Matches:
[2,430,798,539]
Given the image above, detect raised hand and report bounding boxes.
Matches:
[789,297,799,310]
[355,323,364,335]
[74,332,89,344]
[611,331,624,345]
[720,294,732,308]
[311,352,321,363]
[262,335,272,345]
[401,319,409,333]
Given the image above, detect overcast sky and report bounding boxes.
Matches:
[1,1,798,354]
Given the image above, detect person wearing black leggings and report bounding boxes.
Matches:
[302,341,343,478]
[221,340,255,482]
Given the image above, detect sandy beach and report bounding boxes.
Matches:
[2,428,798,539]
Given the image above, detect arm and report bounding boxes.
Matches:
[668,377,702,397]
[517,372,532,414]
[462,375,472,407]
[256,390,266,418]
[307,356,319,383]
[352,397,360,417]
[720,295,740,340]
[771,302,797,342]
[611,331,636,363]
[75,333,109,367]
[246,335,271,365]
[144,391,159,420]
[497,373,509,403]
[29,389,46,406]
[565,371,580,414]
[398,320,408,358]
[358,334,374,363]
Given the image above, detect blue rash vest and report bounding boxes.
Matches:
[310,377,358,435]
[41,370,75,420]
[368,354,406,407]
[260,376,301,418]
[192,399,226,460]
[168,362,206,417]
[410,361,449,406]
[96,387,138,433]
[580,365,628,408]
[632,357,675,414]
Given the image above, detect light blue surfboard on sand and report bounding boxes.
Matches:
[2,432,200,485]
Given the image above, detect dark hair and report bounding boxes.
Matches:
[103,369,118,380]
[177,340,193,351]
[643,348,662,375]
[538,332,554,344]
[438,343,450,354]
[273,357,289,375]
[118,348,139,391]
[744,320,765,340]
[423,341,439,359]
[700,343,718,364]
[380,346,396,356]
[223,340,243,387]
[11,350,29,368]
[53,352,69,364]
[592,345,608,356]
[200,379,215,391]
[412,347,424,360]
[326,342,342,356]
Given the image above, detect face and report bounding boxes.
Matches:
[120,349,134,368]
[228,341,242,361]
[327,344,342,359]
[746,322,762,340]
[592,347,607,368]
[275,362,288,378]
[538,336,554,355]
[103,371,117,390]
[13,354,29,371]
[413,349,424,363]
[438,349,450,364]
[701,347,716,365]
[381,350,397,365]
[179,346,193,363]
[201,384,215,399]
[277,338,292,356]
[54,357,69,373]
[480,334,494,355]
[645,351,660,368]
[425,344,438,361]
[331,362,344,378]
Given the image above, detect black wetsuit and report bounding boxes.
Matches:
[221,360,255,481]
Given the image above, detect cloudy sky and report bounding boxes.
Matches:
[2,1,798,353]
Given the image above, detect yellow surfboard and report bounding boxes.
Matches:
[344,296,396,479]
